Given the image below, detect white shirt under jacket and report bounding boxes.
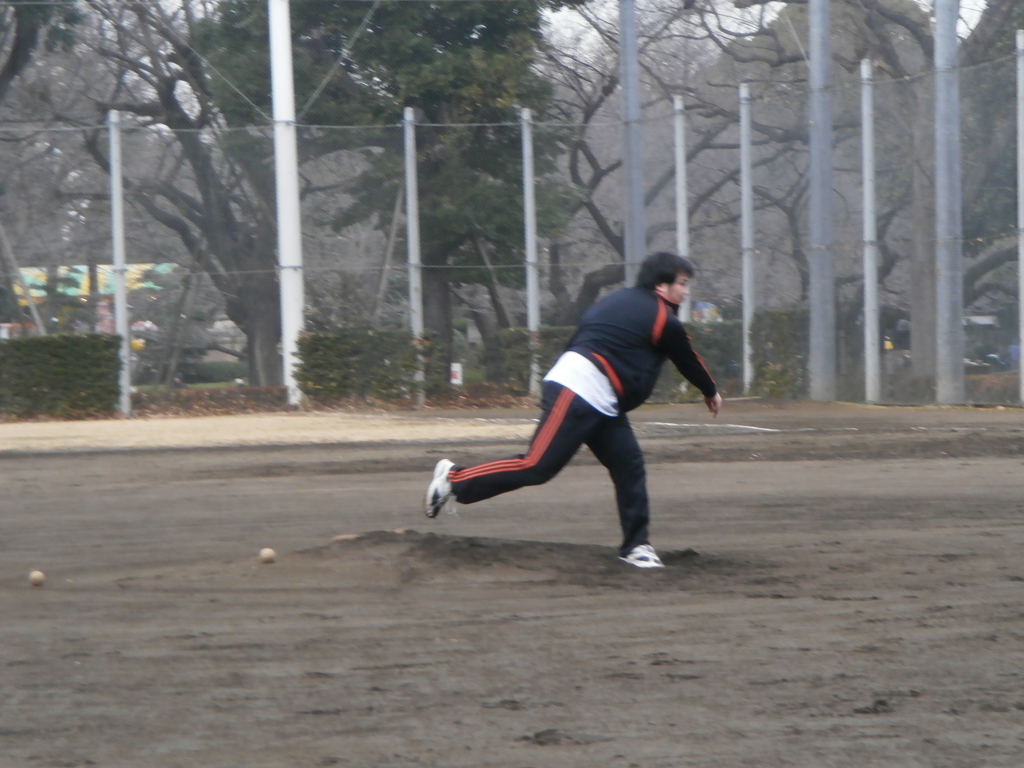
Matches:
[543,351,619,417]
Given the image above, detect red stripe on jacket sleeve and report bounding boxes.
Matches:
[652,298,668,346]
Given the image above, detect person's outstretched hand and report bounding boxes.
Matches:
[704,392,722,418]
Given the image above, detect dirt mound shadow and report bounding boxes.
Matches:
[300,530,770,591]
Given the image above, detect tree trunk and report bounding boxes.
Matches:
[225,271,282,386]
[422,264,452,369]
[549,241,626,326]
[87,259,99,332]
[159,270,201,387]
[549,241,570,312]
[246,311,283,387]
[472,235,511,329]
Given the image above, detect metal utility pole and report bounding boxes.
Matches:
[739,84,755,394]
[934,0,964,404]
[674,94,692,322]
[1017,30,1023,404]
[108,110,131,416]
[403,107,425,407]
[521,108,541,397]
[861,59,881,404]
[269,0,305,405]
[403,108,423,341]
[620,0,645,285]
[808,0,836,400]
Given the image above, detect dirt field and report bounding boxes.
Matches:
[3,400,1024,767]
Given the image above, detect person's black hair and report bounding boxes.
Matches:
[635,251,694,290]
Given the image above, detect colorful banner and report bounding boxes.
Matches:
[13,264,176,301]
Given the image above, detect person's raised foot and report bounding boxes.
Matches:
[619,543,664,568]
[424,459,455,518]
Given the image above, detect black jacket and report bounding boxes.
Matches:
[565,287,717,412]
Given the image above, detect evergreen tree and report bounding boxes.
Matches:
[198,0,584,358]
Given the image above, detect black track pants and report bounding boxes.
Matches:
[448,381,650,556]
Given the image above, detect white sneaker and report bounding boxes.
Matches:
[424,459,455,518]
[620,543,665,569]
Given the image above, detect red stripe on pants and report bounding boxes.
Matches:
[449,386,575,483]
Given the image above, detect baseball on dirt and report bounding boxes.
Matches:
[259,548,276,564]
[29,570,45,586]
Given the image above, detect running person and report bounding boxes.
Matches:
[424,251,722,568]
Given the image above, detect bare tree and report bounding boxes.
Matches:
[67,0,284,384]
[0,0,83,330]
[544,0,1022,386]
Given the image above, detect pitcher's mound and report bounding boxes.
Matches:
[299,530,755,591]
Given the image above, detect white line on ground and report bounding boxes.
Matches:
[645,422,783,433]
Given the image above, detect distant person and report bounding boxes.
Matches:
[1008,341,1020,371]
[424,252,722,569]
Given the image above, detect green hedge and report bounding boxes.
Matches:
[133,386,289,414]
[481,327,575,393]
[750,307,809,399]
[182,360,249,384]
[0,334,121,418]
[296,330,446,403]
[685,321,742,384]
[297,315,805,404]
[966,373,1019,405]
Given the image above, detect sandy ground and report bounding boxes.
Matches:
[2,400,1024,767]
[0,410,537,453]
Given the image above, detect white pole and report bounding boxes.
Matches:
[934,0,965,404]
[522,108,541,397]
[808,0,836,400]
[862,59,881,404]
[404,107,425,406]
[1017,30,1024,404]
[404,108,424,340]
[740,84,755,394]
[674,94,692,323]
[620,0,646,285]
[108,110,131,417]
[269,0,305,405]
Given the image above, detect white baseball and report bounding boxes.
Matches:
[29,570,45,587]
[259,548,276,564]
